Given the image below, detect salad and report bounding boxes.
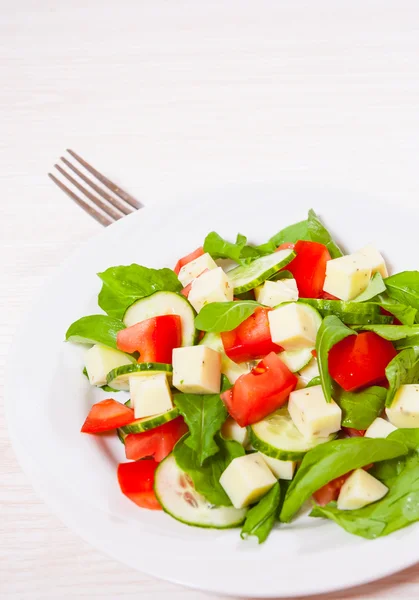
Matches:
[66,209,419,543]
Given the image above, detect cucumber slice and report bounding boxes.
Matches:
[123,291,197,346]
[117,428,127,444]
[120,407,180,434]
[199,332,251,383]
[278,348,313,373]
[106,362,173,391]
[249,407,335,460]
[227,249,296,294]
[154,455,247,528]
[299,298,393,325]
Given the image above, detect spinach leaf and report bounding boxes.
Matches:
[372,293,417,326]
[194,301,261,333]
[204,232,248,263]
[300,298,392,325]
[335,386,387,430]
[221,374,233,392]
[316,315,357,403]
[306,376,321,388]
[280,437,407,523]
[240,482,281,544]
[66,315,126,349]
[352,273,386,302]
[385,347,419,407]
[97,264,182,319]
[385,271,419,310]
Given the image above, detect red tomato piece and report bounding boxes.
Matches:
[276,243,295,251]
[221,352,298,426]
[174,246,204,275]
[285,240,331,298]
[81,399,135,434]
[313,473,350,506]
[221,307,282,363]
[321,291,340,300]
[125,417,188,463]
[329,332,397,392]
[342,427,366,437]
[117,315,182,363]
[117,460,162,510]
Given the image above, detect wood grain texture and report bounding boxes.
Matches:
[2,0,419,597]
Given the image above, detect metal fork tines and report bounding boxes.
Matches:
[48,150,142,226]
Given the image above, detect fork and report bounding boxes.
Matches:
[48,150,142,226]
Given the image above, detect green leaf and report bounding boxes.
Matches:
[352,273,386,302]
[300,298,392,325]
[203,232,274,266]
[316,315,357,403]
[306,376,321,388]
[335,386,387,430]
[221,374,233,392]
[280,437,408,523]
[269,269,294,281]
[268,219,310,248]
[372,293,417,326]
[355,324,419,352]
[194,301,261,333]
[240,482,281,544]
[385,347,419,407]
[173,392,227,465]
[385,271,419,311]
[97,264,182,319]
[66,315,126,349]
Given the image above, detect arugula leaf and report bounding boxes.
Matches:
[280,437,408,523]
[173,392,227,465]
[385,347,419,407]
[173,434,245,506]
[194,301,261,333]
[240,482,281,544]
[335,386,387,430]
[66,315,126,349]
[352,273,386,302]
[97,264,182,319]
[316,316,357,403]
[300,298,392,325]
[385,271,419,311]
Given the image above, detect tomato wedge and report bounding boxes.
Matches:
[81,399,135,434]
[276,243,295,251]
[125,417,188,462]
[342,427,366,437]
[329,332,397,392]
[221,352,298,427]
[313,473,350,506]
[117,460,162,510]
[174,246,204,275]
[117,315,182,363]
[286,240,331,298]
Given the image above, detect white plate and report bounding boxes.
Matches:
[5,183,419,598]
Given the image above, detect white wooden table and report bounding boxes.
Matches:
[2,1,419,597]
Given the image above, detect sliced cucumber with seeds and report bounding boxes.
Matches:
[120,407,180,434]
[123,291,197,346]
[106,362,173,391]
[199,332,251,383]
[227,249,296,294]
[278,348,313,373]
[249,407,335,460]
[154,454,247,528]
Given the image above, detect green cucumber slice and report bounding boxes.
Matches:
[199,332,251,383]
[154,454,247,528]
[299,298,393,325]
[227,249,296,294]
[123,291,197,346]
[249,407,335,460]
[106,362,173,391]
[120,407,180,434]
[117,428,127,444]
[278,348,313,373]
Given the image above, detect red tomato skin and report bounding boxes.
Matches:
[116,315,182,363]
[221,307,283,363]
[329,332,397,392]
[313,474,350,506]
[221,352,298,426]
[117,460,162,510]
[276,243,295,251]
[342,427,366,437]
[174,247,204,275]
[125,417,188,462]
[322,291,340,300]
[286,240,331,298]
[81,399,135,434]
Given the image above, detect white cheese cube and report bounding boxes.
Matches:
[219,453,277,509]
[221,417,249,447]
[296,357,320,389]
[337,469,388,510]
[172,345,221,394]
[254,279,299,308]
[268,303,318,350]
[288,385,342,438]
[354,245,388,278]
[177,252,217,287]
[365,417,397,439]
[188,267,234,313]
[386,384,419,428]
[323,254,372,301]
[130,373,173,419]
[84,344,134,387]
[259,453,296,480]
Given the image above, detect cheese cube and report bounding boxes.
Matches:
[288,385,342,438]
[188,267,234,313]
[337,469,388,510]
[259,453,296,480]
[323,254,372,301]
[386,384,419,428]
[130,373,173,419]
[177,252,217,287]
[221,417,249,447]
[172,345,221,394]
[365,417,397,439]
[354,245,388,278]
[254,279,298,308]
[268,303,318,350]
[84,344,134,387]
[219,453,277,509]
[296,357,320,389]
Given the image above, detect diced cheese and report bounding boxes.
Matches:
[296,357,320,389]
[337,469,388,510]
[84,344,134,387]
[188,267,234,313]
[221,417,249,447]
[268,303,318,350]
[254,279,299,308]
[177,252,218,287]
[130,373,173,419]
[172,345,221,394]
[386,384,419,428]
[288,385,342,438]
[354,245,388,278]
[364,417,397,439]
[323,254,372,301]
[259,452,296,480]
[219,453,277,509]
